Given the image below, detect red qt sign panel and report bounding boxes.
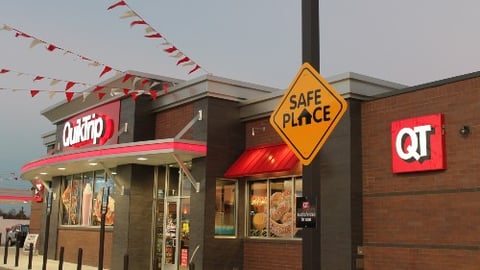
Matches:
[391,114,446,173]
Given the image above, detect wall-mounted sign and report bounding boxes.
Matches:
[296,196,316,228]
[391,113,446,173]
[62,101,120,150]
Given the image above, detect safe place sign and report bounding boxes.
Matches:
[270,63,348,165]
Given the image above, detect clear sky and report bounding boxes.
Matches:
[1,0,480,189]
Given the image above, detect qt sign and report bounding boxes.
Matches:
[270,63,348,165]
[391,113,446,173]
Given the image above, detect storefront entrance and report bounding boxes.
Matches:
[154,166,191,270]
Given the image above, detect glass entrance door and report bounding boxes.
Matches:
[158,166,191,270]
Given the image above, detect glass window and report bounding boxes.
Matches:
[215,179,237,236]
[248,177,302,239]
[61,175,81,225]
[60,170,115,226]
[81,172,94,226]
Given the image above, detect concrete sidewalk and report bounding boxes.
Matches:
[0,246,101,270]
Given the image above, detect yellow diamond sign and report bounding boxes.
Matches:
[270,62,348,165]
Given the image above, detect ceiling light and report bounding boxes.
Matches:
[40,172,48,175]
[137,157,148,161]
[88,162,98,166]
[58,167,66,171]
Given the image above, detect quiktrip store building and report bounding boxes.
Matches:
[21,69,480,269]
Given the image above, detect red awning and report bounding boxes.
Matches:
[224,143,299,178]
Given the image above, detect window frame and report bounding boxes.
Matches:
[214,178,238,238]
[246,175,302,240]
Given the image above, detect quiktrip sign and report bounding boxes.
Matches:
[62,101,120,150]
[391,113,446,173]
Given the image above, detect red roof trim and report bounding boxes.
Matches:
[224,143,299,178]
[21,140,206,173]
[0,196,32,201]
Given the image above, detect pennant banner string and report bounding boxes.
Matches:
[106,0,208,75]
[0,24,178,86]
[0,67,174,94]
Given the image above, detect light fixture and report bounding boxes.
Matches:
[251,126,266,136]
[459,125,470,137]
[40,172,48,175]
[137,157,148,161]
[58,167,66,171]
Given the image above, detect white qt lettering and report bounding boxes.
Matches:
[63,113,105,147]
[395,125,432,162]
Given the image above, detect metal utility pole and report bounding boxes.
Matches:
[301,0,321,270]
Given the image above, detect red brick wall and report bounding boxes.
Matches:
[29,202,42,234]
[155,103,194,139]
[244,240,302,270]
[361,78,480,269]
[245,118,283,148]
[57,229,112,269]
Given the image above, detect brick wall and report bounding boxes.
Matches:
[244,240,302,270]
[29,202,42,234]
[155,103,194,139]
[57,229,112,269]
[245,118,283,148]
[361,78,480,269]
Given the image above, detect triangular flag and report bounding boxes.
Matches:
[150,90,158,100]
[97,92,107,100]
[140,78,150,88]
[163,82,169,95]
[182,61,196,67]
[0,69,10,74]
[150,81,161,89]
[46,44,57,51]
[50,79,61,86]
[132,77,142,88]
[15,32,30,38]
[29,39,43,48]
[93,85,105,92]
[65,81,76,91]
[1,24,13,31]
[30,90,40,97]
[122,73,133,83]
[169,52,184,58]
[33,76,44,81]
[131,92,138,101]
[130,20,147,27]
[107,0,126,10]
[88,61,101,67]
[145,33,162,38]
[65,92,75,102]
[99,66,112,77]
[144,26,155,33]
[176,57,190,66]
[82,92,91,101]
[164,46,178,53]
[188,65,201,74]
[120,10,137,19]
[110,88,120,96]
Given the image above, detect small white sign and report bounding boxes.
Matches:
[23,233,39,253]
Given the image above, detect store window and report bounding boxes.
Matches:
[61,170,115,226]
[248,177,302,239]
[215,179,237,237]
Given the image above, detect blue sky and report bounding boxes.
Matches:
[1,0,480,190]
